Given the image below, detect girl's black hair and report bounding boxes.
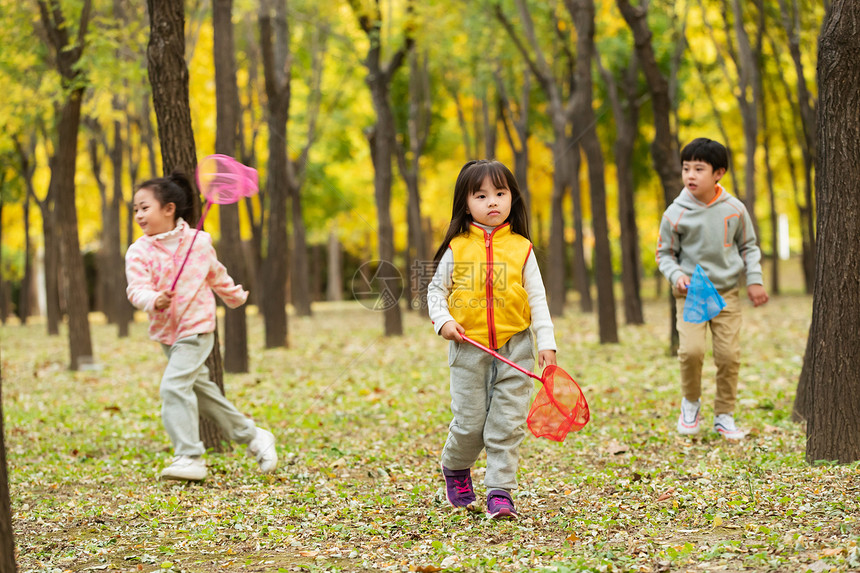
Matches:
[432,159,530,263]
[136,171,197,224]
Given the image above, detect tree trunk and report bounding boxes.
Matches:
[0,353,17,572]
[290,181,312,317]
[37,0,95,369]
[778,0,817,293]
[395,49,431,312]
[348,0,410,337]
[55,89,94,371]
[327,231,342,301]
[496,67,532,220]
[369,82,405,336]
[214,0,249,373]
[617,0,682,354]
[569,0,618,344]
[805,0,860,463]
[259,1,290,348]
[548,132,568,316]
[761,89,780,295]
[148,0,227,451]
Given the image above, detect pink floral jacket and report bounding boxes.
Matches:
[125,220,248,346]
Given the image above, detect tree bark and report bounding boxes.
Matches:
[496,0,588,316]
[259,0,290,348]
[147,0,227,451]
[38,0,95,370]
[0,352,17,572]
[805,0,860,463]
[778,0,817,292]
[596,48,643,326]
[214,0,249,373]
[568,0,618,343]
[496,66,531,220]
[395,49,431,312]
[348,0,410,336]
[617,0,682,355]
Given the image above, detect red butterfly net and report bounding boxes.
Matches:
[527,365,590,442]
[461,335,590,442]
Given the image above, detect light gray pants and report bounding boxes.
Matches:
[441,329,534,491]
[160,333,256,456]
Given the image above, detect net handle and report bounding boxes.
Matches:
[460,334,542,383]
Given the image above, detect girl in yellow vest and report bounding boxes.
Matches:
[427,160,557,519]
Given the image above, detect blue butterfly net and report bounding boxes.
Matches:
[683,264,726,323]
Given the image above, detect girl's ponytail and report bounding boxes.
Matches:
[136,171,197,225]
[167,171,197,224]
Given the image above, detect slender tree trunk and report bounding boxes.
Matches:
[0,351,17,572]
[548,132,568,316]
[289,180,312,317]
[348,0,410,336]
[37,0,95,369]
[259,1,290,348]
[569,0,618,343]
[617,0,683,354]
[779,0,817,292]
[804,0,860,463]
[761,90,780,295]
[598,48,644,325]
[148,0,227,451]
[214,0,249,372]
[55,89,94,370]
[568,145,592,314]
[327,231,342,301]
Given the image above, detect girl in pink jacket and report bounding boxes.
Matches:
[126,172,276,481]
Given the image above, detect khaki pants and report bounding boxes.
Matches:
[674,288,742,415]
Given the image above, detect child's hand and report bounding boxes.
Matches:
[440,320,465,343]
[154,290,174,310]
[747,284,769,307]
[675,274,690,292]
[538,349,557,369]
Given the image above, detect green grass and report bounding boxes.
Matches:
[3,292,859,572]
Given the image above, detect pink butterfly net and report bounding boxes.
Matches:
[170,155,259,290]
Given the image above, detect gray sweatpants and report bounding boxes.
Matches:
[160,333,256,456]
[441,329,534,491]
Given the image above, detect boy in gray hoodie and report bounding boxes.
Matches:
[656,138,769,440]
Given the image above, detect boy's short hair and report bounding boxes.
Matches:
[681,138,729,171]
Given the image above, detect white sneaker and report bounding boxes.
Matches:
[677,398,702,435]
[714,414,745,440]
[248,428,278,473]
[160,455,207,481]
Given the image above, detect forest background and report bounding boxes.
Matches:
[0,0,823,339]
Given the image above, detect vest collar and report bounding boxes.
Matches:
[468,221,511,240]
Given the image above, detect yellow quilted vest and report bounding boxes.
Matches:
[448,223,532,349]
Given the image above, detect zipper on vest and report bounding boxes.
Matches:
[484,227,497,349]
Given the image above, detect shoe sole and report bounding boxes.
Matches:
[160,473,206,481]
[715,428,745,440]
[487,508,517,520]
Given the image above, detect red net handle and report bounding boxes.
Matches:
[460,335,542,383]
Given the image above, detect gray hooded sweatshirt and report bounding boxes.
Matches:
[657,185,763,291]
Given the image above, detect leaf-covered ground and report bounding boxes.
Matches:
[3,293,859,572]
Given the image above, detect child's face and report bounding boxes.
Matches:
[467,175,512,227]
[133,187,177,236]
[683,160,726,203]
